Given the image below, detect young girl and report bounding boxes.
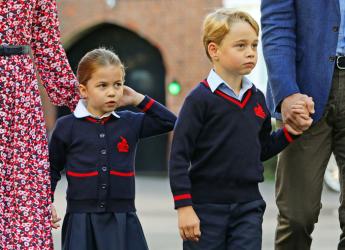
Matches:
[169,9,312,250]
[49,48,176,250]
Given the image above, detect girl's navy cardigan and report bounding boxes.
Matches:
[49,96,176,213]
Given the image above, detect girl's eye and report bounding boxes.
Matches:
[237,44,246,48]
[114,82,122,88]
[252,44,258,48]
[98,83,106,88]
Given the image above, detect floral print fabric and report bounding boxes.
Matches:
[0,0,79,249]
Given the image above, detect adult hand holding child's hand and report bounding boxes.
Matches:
[282,93,315,135]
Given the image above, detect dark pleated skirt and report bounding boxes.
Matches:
[62,212,149,250]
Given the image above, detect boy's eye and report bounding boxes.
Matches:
[252,44,258,48]
[237,44,246,48]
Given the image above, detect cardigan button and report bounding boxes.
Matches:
[99,133,105,138]
[102,166,107,172]
[101,149,107,155]
[329,56,336,62]
[101,184,107,190]
[333,26,339,32]
[99,202,105,208]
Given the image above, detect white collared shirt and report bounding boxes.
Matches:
[73,99,120,119]
[206,69,253,101]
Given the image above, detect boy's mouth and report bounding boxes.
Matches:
[243,62,255,68]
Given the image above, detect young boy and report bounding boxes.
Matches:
[169,8,312,250]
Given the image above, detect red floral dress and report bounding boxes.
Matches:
[0,0,79,249]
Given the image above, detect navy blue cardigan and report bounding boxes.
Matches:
[169,81,296,209]
[49,96,176,213]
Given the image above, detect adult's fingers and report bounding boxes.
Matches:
[301,95,315,114]
[296,113,311,120]
[295,116,313,129]
[306,97,315,114]
[286,112,312,131]
[291,107,307,115]
[284,115,304,132]
[285,123,302,135]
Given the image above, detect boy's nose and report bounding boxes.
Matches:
[247,51,256,58]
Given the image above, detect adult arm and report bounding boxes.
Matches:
[30,0,79,111]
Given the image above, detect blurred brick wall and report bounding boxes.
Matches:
[56,0,223,114]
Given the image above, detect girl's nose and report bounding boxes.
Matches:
[108,90,116,97]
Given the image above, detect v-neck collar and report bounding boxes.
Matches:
[201,79,253,109]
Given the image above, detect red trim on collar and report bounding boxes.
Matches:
[85,116,111,124]
[201,79,252,109]
[67,171,99,177]
[110,170,135,177]
[141,98,155,112]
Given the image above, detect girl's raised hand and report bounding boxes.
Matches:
[117,86,145,108]
[51,204,61,229]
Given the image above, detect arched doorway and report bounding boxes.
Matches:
[61,23,168,173]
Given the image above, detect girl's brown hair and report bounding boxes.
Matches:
[77,48,125,85]
[202,8,259,60]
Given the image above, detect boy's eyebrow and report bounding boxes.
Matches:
[234,39,259,43]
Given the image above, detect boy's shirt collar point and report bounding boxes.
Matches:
[73,99,120,119]
[206,69,253,94]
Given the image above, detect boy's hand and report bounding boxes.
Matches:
[51,204,61,229]
[117,86,145,107]
[177,206,201,242]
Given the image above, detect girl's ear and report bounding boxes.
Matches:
[78,84,88,99]
[208,42,220,61]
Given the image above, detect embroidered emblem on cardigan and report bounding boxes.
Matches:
[254,103,266,119]
[117,136,129,152]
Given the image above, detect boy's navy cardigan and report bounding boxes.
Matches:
[49,96,176,213]
[169,80,297,209]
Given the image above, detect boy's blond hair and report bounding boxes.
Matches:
[202,8,259,60]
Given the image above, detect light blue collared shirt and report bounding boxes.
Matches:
[73,99,120,119]
[337,0,345,55]
[206,69,253,101]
